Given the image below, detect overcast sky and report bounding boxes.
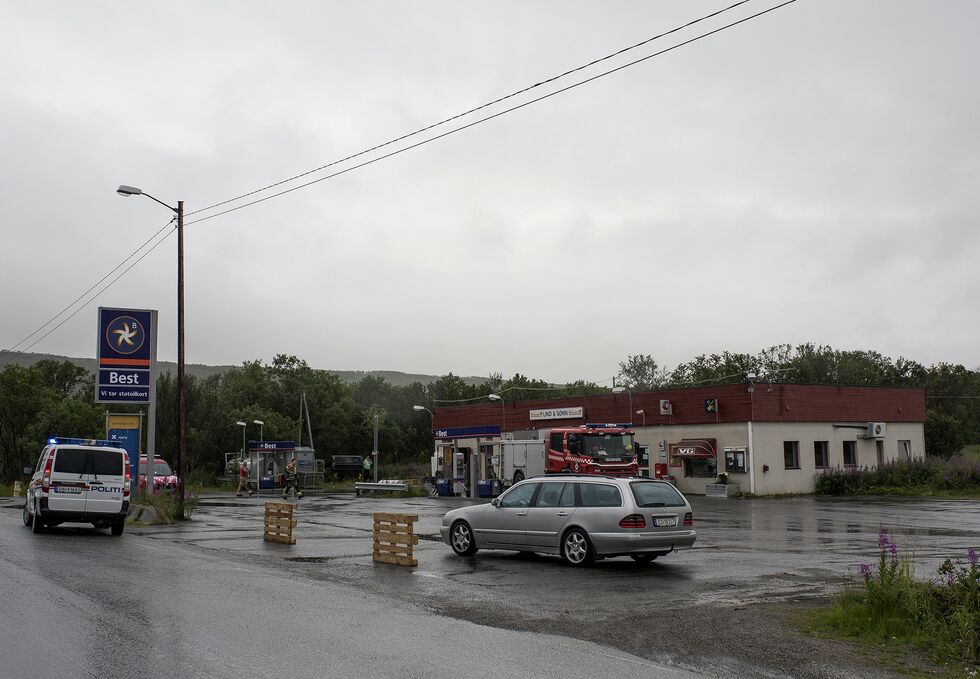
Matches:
[1,1,977,384]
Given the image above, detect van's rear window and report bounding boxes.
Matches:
[53,448,87,474]
[92,451,123,476]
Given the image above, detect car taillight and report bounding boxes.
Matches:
[41,454,54,492]
[683,512,694,527]
[619,514,646,529]
[123,457,131,497]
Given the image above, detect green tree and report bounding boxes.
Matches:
[617,354,668,390]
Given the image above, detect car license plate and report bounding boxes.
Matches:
[653,516,676,527]
[54,486,82,494]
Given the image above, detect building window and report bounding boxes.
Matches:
[683,458,717,479]
[814,441,829,469]
[898,440,912,461]
[876,440,884,467]
[843,440,857,466]
[783,441,800,470]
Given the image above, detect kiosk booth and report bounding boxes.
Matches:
[431,425,501,498]
[226,441,324,490]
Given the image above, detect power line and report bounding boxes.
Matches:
[4,218,176,353]
[184,0,797,227]
[9,1,797,354]
[186,0,755,219]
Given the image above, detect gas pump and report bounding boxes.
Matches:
[452,446,472,496]
[638,444,650,477]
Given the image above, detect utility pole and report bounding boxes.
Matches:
[176,200,186,521]
[372,413,379,482]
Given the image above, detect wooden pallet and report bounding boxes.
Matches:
[373,512,419,567]
[264,502,297,544]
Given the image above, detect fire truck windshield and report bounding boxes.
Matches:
[582,434,634,459]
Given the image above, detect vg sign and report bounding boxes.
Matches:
[96,307,158,404]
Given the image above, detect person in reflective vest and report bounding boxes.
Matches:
[282,457,303,499]
[362,454,372,481]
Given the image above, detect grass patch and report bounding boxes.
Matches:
[816,456,980,497]
[128,487,201,523]
[808,531,979,677]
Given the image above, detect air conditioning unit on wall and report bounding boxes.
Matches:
[866,422,886,438]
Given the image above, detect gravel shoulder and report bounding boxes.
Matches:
[426,594,948,679]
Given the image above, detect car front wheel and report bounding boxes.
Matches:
[561,528,595,566]
[450,521,478,556]
[22,500,31,527]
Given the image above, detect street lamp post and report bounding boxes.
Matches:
[612,386,633,424]
[117,185,186,520]
[253,420,264,442]
[487,393,505,434]
[486,394,506,500]
[413,405,435,487]
[636,409,646,427]
[236,421,247,460]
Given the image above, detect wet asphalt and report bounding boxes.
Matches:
[1,490,977,678]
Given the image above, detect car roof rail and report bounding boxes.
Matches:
[525,473,621,480]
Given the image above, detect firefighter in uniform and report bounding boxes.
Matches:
[282,457,303,499]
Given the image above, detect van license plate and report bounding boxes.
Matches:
[653,517,676,527]
[54,487,82,494]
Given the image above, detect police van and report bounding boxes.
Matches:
[23,437,131,536]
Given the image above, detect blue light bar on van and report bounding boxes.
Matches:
[48,436,118,447]
[584,423,634,429]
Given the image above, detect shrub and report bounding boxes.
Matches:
[131,486,200,522]
[813,533,980,666]
[816,458,980,496]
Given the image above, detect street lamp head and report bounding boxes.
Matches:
[612,386,626,394]
[116,185,143,197]
[253,420,264,426]
[235,421,246,427]
[413,405,426,412]
[636,409,644,415]
[488,394,502,402]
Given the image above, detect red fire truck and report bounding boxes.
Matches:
[544,423,639,476]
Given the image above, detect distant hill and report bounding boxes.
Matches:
[0,351,485,387]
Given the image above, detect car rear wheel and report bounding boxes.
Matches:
[561,528,595,566]
[450,521,478,556]
[110,521,125,537]
[630,553,658,563]
[31,500,44,534]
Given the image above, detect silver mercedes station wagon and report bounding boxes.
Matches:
[439,475,696,566]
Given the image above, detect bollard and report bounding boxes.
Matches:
[263,502,297,544]
[372,512,419,566]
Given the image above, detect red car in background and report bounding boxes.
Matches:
[138,456,180,493]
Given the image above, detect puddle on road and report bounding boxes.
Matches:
[285,556,335,563]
